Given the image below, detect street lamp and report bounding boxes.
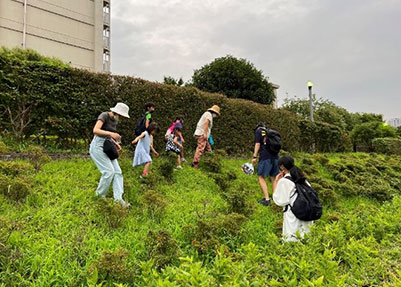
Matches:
[307,81,314,122]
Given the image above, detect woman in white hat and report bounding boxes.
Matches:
[192,105,221,168]
[89,103,130,207]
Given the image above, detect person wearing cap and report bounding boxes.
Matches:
[89,103,130,208]
[251,122,279,207]
[192,105,221,168]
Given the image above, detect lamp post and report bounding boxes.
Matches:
[307,81,314,122]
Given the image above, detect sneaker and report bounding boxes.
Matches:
[176,165,183,169]
[181,157,187,162]
[258,198,271,206]
[117,200,131,208]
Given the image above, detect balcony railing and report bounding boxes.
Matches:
[103,12,110,25]
[103,37,110,50]
[103,61,110,72]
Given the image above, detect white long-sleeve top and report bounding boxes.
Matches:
[273,174,313,242]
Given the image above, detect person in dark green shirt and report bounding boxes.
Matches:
[145,102,155,129]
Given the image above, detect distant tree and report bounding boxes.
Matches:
[397,126,401,137]
[163,76,184,87]
[191,55,275,105]
[283,96,386,132]
[282,97,353,131]
[350,122,397,148]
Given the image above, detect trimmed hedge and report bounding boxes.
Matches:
[0,48,349,154]
[372,138,401,155]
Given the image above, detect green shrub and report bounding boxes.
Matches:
[146,229,179,269]
[26,146,51,169]
[202,149,227,173]
[220,213,248,236]
[372,137,401,155]
[159,154,176,181]
[142,190,168,219]
[224,183,255,217]
[88,248,134,283]
[312,153,330,165]
[96,198,129,229]
[0,141,8,153]
[211,169,237,192]
[0,174,32,202]
[0,160,35,176]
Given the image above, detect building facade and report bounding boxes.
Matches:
[0,0,110,72]
[387,118,401,128]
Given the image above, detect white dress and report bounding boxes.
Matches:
[133,131,152,166]
[273,175,314,242]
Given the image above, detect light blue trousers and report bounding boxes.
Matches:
[89,135,124,202]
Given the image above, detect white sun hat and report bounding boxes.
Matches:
[110,103,130,118]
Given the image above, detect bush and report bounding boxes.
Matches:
[146,229,179,269]
[96,198,129,229]
[0,141,8,153]
[88,248,134,283]
[25,146,51,170]
[159,154,176,181]
[142,190,168,219]
[372,138,401,155]
[202,149,227,173]
[224,183,255,217]
[0,174,32,202]
[0,47,339,154]
[0,160,34,176]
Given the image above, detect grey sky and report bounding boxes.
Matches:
[111,0,401,120]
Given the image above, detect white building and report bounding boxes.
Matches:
[387,118,401,128]
[0,0,111,72]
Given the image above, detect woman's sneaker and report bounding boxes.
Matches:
[176,165,183,169]
[258,198,270,206]
[181,157,187,162]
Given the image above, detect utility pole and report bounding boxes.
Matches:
[307,81,314,122]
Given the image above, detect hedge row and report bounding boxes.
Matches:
[372,138,401,155]
[0,50,349,154]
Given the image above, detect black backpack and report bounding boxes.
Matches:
[262,128,282,154]
[285,177,323,221]
[134,113,149,136]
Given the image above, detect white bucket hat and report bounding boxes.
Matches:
[110,102,130,118]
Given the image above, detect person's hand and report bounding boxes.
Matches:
[182,138,185,143]
[203,133,208,139]
[154,151,160,157]
[275,172,284,182]
[115,143,122,152]
[251,158,257,165]
[111,132,121,141]
[131,140,136,145]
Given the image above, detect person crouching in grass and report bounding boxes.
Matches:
[166,125,184,169]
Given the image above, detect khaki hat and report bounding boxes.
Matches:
[208,105,221,115]
[110,102,130,118]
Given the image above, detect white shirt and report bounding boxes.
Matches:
[194,111,213,137]
[273,174,313,242]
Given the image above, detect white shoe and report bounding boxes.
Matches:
[176,165,183,169]
[117,200,131,208]
[181,157,187,162]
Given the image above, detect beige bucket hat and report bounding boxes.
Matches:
[208,105,221,115]
[110,103,130,118]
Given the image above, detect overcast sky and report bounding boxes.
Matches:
[111,0,401,120]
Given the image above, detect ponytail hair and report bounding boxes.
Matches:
[278,155,306,184]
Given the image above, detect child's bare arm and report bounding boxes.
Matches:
[131,132,145,144]
[173,136,183,149]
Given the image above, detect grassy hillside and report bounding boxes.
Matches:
[1,150,401,286]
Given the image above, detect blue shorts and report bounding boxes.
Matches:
[257,159,279,177]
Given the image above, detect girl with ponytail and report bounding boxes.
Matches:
[272,155,313,242]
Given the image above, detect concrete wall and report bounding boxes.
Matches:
[0,0,106,71]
